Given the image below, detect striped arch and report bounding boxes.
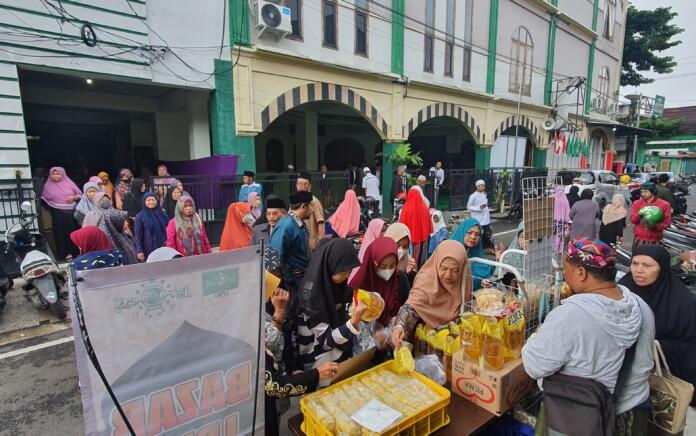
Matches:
[405,102,484,143]
[492,115,544,147]
[260,82,389,138]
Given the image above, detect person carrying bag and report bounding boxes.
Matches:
[648,340,694,434]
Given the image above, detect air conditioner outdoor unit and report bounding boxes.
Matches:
[592,97,604,111]
[256,1,292,38]
[606,103,618,115]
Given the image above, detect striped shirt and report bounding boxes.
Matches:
[297,315,359,374]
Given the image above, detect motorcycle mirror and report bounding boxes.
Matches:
[20,201,31,212]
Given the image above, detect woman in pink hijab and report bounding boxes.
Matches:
[41,167,82,260]
[247,192,262,220]
[328,190,361,238]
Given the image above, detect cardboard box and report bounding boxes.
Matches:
[451,352,534,416]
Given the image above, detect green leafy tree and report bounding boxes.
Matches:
[621,5,684,86]
[383,142,423,167]
[639,117,683,138]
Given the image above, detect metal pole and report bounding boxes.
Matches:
[632,93,642,166]
[513,57,523,168]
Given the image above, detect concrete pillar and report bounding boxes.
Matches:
[305,109,318,170]
[381,141,399,218]
[187,91,211,159]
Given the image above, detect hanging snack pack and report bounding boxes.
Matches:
[483,317,505,370]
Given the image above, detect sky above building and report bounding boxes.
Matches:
[620,0,696,109]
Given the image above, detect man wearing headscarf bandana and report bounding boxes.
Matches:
[630,182,672,249]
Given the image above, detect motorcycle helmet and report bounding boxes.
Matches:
[638,205,664,226]
[619,175,631,184]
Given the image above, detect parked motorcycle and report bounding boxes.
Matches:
[1,201,67,320]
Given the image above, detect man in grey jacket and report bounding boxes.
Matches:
[522,237,655,434]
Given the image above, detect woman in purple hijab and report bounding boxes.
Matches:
[41,167,82,260]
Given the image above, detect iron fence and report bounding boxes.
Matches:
[0,176,39,233]
[448,167,548,211]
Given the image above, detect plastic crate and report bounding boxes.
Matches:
[300,360,451,436]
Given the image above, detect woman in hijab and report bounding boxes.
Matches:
[98,171,114,199]
[349,237,409,329]
[391,240,470,348]
[348,219,386,283]
[133,192,169,262]
[70,227,125,270]
[74,181,100,226]
[146,247,183,263]
[41,167,82,260]
[566,185,581,209]
[123,178,147,217]
[554,185,571,252]
[599,194,627,246]
[384,223,417,279]
[166,195,211,257]
[248,192,262,220]
[328,190,361,238]
[452,218,504,290]
[114,168,134,210]
[293,238,364,373]
[618,244,696,406]
[428,210,448,255]
[220,202,254,251]
[86,192,138,264]
[163,185,183,219]
[569,189,599,240]
[88,176,101,186]
[399,189,433,269]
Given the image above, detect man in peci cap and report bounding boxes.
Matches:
[269,190,313,292]
[522,238,654,435]
[467,179,493,249]
[630,182,672,250]
[239,170,263,202]
[296,172,325,253]
[252,195,287,245]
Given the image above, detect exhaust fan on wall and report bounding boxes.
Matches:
[256,1,292,39]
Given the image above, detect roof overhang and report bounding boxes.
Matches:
[587,120,653,137]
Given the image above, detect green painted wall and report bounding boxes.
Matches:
[475,147,491,169]
[533,148,547,168]
[230,0,250,46]
[544,15,557,106]
[584,42,596,114]
[486,0,500,94]
[391,0,405,76]
[381,141,398,217]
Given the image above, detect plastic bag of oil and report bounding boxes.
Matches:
[482,317,505,370]
[503,303,526,359]
[394,341,415,373]
[354,289,385,322]
[458,312,484,362]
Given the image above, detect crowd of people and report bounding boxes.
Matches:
[36,163,696,435]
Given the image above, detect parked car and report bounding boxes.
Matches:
[627,172,690,200]
[557,170,619,208]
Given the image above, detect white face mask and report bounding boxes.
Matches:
[242,213,255,226]
[397,248,409,259]
[376,268,396,281]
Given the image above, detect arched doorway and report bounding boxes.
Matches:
[499,126,535,167]
[324,138,365,170]
[265,138,284,172]
[490,115,543,168]
[590,129,609,169]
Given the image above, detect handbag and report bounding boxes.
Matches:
[648,340,694,434]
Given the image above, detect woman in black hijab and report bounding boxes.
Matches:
[566,185,581,208]
[618,244,696,405]
[123,178,147,217]
[163,185,182,219]
[291,238,366,373]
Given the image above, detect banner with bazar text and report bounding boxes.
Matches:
[70,248,264,436]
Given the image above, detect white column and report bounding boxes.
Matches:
[186,91,211,159]
[305,109,318,171]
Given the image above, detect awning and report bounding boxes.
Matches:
[587,120,653,137]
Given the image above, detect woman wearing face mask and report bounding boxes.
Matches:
[452,218,503,291]
[349,237,410,329]
[74,181,100,226]
[391,240,471,348]
[292,239,366,377]
[348,218,386,283]
[163,186,183,219]
[219,202,254,251]
[133,192,169,262]
[41,166,82,260]
[82,192,138,264]
[166,195,211,257]
[384,223,417,281]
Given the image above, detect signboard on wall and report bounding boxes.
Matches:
[71,248,264,436]
[652,95,666,117]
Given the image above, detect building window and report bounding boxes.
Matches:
[323,0,337,48]
[596,66,610,114]
[462,0,473,82]
[509,26,533,96]
[355,0,368,56]
[286,0,302,39]
[424,0,435,72]
[603,0,616,40]
[444,0,455,77]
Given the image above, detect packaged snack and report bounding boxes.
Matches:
[482,317,505,370]
[503,303,526,359]
[475,288,506,315]
[459,312,484,362]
